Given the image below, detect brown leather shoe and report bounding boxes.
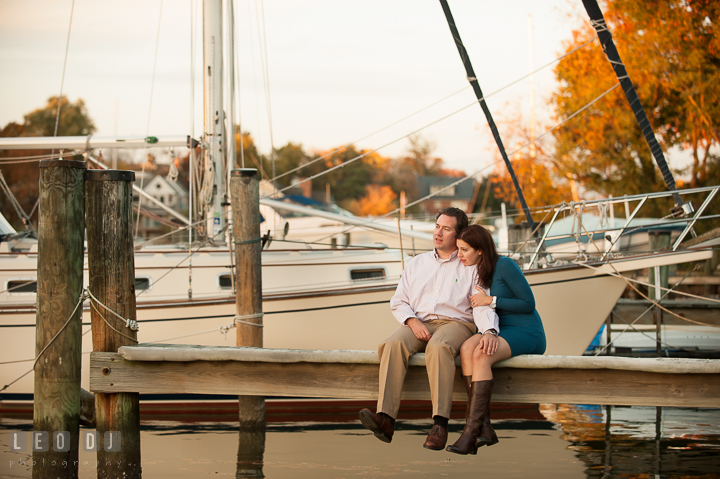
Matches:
[422,425,448,450]
[359,408,394,443]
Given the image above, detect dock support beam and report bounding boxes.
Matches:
[230,168,265,429]
[85,170,141,478]
[33,160,86,479]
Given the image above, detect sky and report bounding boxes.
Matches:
[0,0,641,178]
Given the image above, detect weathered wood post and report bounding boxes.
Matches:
[85,170,141,478]
[230,168,265,426]
[33,159,86,479]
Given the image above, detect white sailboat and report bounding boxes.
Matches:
[1,1,717,399]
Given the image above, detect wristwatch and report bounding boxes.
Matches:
[483,329,498,336]
[489,296,497,309]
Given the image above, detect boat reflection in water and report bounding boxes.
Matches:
[540,404,720,478]
[2,401,719,478]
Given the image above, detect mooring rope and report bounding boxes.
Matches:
[0,289,85,393]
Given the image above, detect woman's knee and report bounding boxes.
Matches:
[472,346,493,364]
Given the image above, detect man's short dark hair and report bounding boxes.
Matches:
[435,207,468,236]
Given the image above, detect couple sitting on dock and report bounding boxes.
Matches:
[359,207,546,455]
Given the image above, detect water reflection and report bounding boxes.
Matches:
[1,402,719,478]
[237,428,264,478]
[540,404,720,478]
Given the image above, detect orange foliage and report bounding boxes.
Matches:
[489,106,574,214]
[437,167,466,178]
[345,185,398,217]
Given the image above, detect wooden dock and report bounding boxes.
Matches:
[89,344,720,408]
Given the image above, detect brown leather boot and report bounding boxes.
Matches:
[463,376,498,448]
[446,379,493,455]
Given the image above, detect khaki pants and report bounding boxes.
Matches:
[376,319,476,419]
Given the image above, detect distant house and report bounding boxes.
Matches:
[132,173,189,238]
[417,176,476,216]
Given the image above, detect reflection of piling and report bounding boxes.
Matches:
[230,169,265,428]
[85,170,141,478]
[236,428,265,478]
[33,160,86,479]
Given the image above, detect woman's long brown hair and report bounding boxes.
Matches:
[458,225,499,289]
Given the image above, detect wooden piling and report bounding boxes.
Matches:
[85,170,141,478]
[33,159,86,479]
[230,169,265,428]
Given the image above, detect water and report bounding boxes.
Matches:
[2,402,719,478]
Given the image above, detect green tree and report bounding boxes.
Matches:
[23,95,96,137]
[263,142,313,188]
[0,97,96,230]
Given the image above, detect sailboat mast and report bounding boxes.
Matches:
[438,0,536,229]
[202,0,227,241]
[581,0,689,214]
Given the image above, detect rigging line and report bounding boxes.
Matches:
[0,151,77,162]
[135,224,229,298]
[132,203,183,230]
[440,0,534,226]
[267,36,599,185]
[86,288,139,331]
[593,267,700,356]
[264,99,488,200]
[258,0,277,189]
[230,2,245,168]
[0,280,36,295]
[583,0,683,208]
[510,209,553,256]
[394,83,621,215]
[312,82,620,244]
[0,291,84,393]
[89,298,138,343]
[266,53,617,204]
[577,261,720,308]
[189,0,198,300]
[136,0,165,239]
[51,0,75,161]
[0,171,35,233]
[231,0,245,169]
[248,0,264,178]
[3,328,124,366]
[567,207,720,327]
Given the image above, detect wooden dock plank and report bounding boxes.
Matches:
[90,351,720,408]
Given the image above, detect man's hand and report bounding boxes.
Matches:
[405,317,431,341]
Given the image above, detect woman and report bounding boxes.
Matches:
[446,224,546,455]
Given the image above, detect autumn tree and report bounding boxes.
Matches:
[0,96,96,230]
[489,107,574,218]
[344,185,398,216]
[552,0,720,203]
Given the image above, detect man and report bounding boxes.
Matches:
[359,207,499,450]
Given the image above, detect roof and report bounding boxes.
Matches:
[417,176,475,199]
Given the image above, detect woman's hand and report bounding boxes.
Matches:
[477,332,499,356]
[470,286,491,308]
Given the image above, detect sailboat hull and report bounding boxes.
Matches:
[0,247,712,396]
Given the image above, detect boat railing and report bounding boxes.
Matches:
[523,185,720,269]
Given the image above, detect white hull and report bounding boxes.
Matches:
[1,244,711,396]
